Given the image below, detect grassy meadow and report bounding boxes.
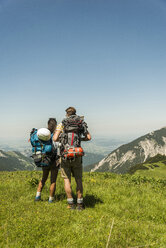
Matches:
[0,170,166,248]
[129,155,166,180]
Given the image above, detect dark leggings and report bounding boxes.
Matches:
[41,166,58,186]
[41,160,58,186]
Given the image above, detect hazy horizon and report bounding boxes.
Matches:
[0,125,165,149]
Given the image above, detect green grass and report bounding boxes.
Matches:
[0,171,166,248]
[129,155,166,179]
[134,162,166,179]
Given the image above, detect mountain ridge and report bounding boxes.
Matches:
[0,150,36,171]
[86,127,166,174]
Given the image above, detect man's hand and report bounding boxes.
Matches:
[81,133,91,141]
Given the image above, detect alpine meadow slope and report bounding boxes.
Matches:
[0,171,166,248]
[86,127,166,173]
[128,154,166,179]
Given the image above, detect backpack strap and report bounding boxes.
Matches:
[71,132,74,146]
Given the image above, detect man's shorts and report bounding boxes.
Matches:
[60,157,82,180]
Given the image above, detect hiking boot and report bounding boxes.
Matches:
[76,203,85,211]
[35,196,41,201]
[67,203,75,210]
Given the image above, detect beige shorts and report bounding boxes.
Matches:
[60,157,82,180]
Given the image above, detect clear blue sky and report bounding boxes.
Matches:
[0,0,166,140]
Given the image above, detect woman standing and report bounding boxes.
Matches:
[35,118,59,203]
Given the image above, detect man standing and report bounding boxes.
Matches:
[53,107,91,210]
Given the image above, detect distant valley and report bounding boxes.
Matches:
[2,128,166,173]
[0,137,123,170]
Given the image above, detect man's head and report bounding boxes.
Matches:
[65,107,76,116]
[47,118,57,133]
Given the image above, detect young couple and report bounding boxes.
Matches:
[35,107,91,210]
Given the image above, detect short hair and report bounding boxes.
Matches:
[47,118,57,133]
[65,107,76,116]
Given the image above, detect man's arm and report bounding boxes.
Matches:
[53,130,61,142]
[53,123,63,142]
[81,132,91,141]
[81,120,91,141]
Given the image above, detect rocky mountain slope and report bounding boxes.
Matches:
[0,150,36,171]
[86,127,166,174]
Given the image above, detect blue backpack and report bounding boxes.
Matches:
[30,128,56,167]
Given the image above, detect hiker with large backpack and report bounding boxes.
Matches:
[53,107,91,210]
[30,118,59,203]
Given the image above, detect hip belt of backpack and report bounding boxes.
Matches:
[63,146,84,159]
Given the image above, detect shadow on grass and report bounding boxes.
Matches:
[84,194,103,208]
[55,192,67,201]
[54,193,103,208]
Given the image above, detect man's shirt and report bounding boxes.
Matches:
[56,123,64,133]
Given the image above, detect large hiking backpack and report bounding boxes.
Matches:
[60,115,87,159]
[30,128,56,167]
